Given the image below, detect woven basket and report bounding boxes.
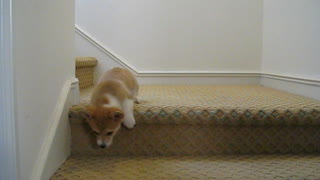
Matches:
[75,57,98,89]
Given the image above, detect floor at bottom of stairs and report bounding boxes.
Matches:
[51,154,320,180]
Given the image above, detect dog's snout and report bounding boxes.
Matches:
[97,138,113,148]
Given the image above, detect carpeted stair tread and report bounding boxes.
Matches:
[70,85,320,126]
[70,85,320,156]
[75,57,98,68]
[51,154,320,179]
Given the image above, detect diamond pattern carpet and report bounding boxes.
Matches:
[55,85,320,179]
[70,85,320,125]
[69,85,320,156]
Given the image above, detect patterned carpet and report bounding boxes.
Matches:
[51,155,320,179]
[71,123,320,156]
[70,85,320,125]
[75,57,97,89]
[69,85,320,156]
[56,85,320,179]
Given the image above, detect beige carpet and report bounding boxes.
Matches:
[56,85,320,179]
[71,85,320,125]
[75,57,97,89]
[69,85,320,156]
[64,59,320,179]
[51,155,320,179]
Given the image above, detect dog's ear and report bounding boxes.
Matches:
[79,106,96,120]
[112,111,124,121]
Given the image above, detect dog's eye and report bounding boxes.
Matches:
[106,131,113,136]
[93,131,99,136]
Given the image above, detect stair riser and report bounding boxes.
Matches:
[76,68,95,89]
[75,57,97,89]
[71,123,320,156]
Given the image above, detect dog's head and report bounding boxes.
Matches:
[80,105,124,148]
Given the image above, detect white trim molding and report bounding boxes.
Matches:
[75,25,138,74]
[137,71,260,77]
[261,74,320,100]
[32,78,79,180]
[0,0,19,180]
[137,71,261,84]
[261,73,320,87]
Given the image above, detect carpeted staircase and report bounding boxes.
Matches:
[51,57,320,179]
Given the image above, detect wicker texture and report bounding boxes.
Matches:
[75,57,97,89]
[51,155,320,179]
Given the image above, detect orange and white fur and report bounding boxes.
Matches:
[80,67,139,148]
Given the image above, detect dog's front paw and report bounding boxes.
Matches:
[123,118,136,129]
[134,97,140,104]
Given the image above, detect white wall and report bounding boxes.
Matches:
[76,0,263,72]
[0,0,18,179]
[12,0,74,179]
[75,0,319,99]
[262,0,320,80]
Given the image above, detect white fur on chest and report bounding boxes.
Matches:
[103,94,121,109]
[102,93,136,129]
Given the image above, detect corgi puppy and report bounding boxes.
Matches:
[80,67,139,148]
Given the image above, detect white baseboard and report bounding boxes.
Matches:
[31,78,79,180]
[138,76,260,85]
[261,74,320,100]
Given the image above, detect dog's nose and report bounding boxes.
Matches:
[100,144,106,149]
